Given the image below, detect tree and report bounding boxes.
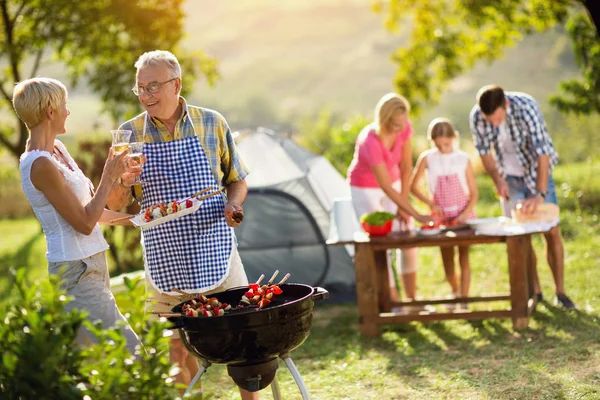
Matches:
[0,0,219,161]
[373,0,599,115]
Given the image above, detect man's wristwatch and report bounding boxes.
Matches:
[535,189,546,199]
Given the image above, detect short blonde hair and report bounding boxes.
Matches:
[427,117,459,141]
[12,78,67,129]
[134,50,182,79]
[374,93,411,133]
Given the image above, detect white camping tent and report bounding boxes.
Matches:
[234,128,358,300]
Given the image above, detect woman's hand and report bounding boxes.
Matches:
[103,148,131,184]
[396,209,411,225]
[415,213,435,225]
[430,204,442,217]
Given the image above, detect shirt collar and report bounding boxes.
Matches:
[148,96,189,127]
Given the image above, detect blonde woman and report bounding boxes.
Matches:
[411,118,478,305]
[14,77,142,355]
[347,93,432,305]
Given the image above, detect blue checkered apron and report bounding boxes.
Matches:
[139,111,233,294]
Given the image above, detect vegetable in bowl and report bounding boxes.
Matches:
[360,211,396,226]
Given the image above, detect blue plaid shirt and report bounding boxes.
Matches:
[469,92,559,193]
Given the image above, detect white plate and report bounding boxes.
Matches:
[131,198,203,230]
[414,227,441,236]
[466,216,509,233]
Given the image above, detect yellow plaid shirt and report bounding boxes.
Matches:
[119,97,249,187]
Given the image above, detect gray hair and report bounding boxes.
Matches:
[134,50,181,79]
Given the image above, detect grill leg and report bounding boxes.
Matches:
[271,373,282,400]
[184,358,211,398]
[281,354,310,400]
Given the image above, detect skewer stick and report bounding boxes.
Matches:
[267,270,280,285]
[190,186,214,198]
[277,273,291,285]
[157,313,184,318]
[171,288,195,300]
[109,215,134,224]
[196,191,221,201]
[255,274,265,285]
[145,299,175,307]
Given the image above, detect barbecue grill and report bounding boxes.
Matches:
[168,283,329,399]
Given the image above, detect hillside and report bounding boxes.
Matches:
[181,0,581,134]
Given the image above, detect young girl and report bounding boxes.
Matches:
[410,118,478,304]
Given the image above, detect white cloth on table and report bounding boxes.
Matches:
[474,218,560,236]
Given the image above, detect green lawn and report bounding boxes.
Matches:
[1,162,599,399]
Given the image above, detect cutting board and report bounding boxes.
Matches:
[513,203,559,223]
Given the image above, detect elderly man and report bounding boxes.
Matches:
[107,50,257,398]
[469,84,576,310]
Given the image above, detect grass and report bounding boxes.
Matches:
[1,162,599,399]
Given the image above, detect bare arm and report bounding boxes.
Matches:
[106,178,133,210]
[400,139,412,198]
[520,154,550,214]
[455,161,479,223]
[371,162,430,223]
[224,179,248,227]
[31,150,129,235]
[480,153,509,199]
[410,154,433,206]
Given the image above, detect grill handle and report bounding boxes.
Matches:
[312,287,329,301]
[168,317,185,329]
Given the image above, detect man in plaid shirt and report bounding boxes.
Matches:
[470,85,575,309]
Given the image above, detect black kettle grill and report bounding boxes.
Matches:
[168,283,329,398]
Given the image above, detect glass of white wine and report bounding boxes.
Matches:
[110,129,132,154]
[128,142,145,186]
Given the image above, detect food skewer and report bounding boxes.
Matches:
[277,273,291,286]
[157,313,184,318]
[145,299,177,307]
[196,190,221,201]
[255,274,265,285]
[267,270,279,285]
[171,288,196,301]
[109,214,135,224]
[190,186,214,198]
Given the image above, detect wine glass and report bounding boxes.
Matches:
[128,142,146,186]
[111,130,132,154]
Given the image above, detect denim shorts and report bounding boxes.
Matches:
[505,174,558,211]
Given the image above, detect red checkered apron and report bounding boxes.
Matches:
[432,174,476,220]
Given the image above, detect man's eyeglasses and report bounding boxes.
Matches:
[132,78,177,96]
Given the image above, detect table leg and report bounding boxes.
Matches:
[375,250,392,312]
[507,235,531,329]
[354,243,381,337]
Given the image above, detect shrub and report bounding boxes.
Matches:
[0,269,182,399]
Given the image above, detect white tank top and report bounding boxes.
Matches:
[19,140,109,262]
[425,149,470,196]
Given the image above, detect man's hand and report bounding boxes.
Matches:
[120,155,145,186]
[224,203,244,227]
[518,195,543,215]
[495,178,510,200]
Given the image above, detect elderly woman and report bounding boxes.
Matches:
[347,93,432,307]
[14,77,142,354]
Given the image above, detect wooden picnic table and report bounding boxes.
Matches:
[327,227,544,337]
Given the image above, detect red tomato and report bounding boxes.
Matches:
[422,221,439,230]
